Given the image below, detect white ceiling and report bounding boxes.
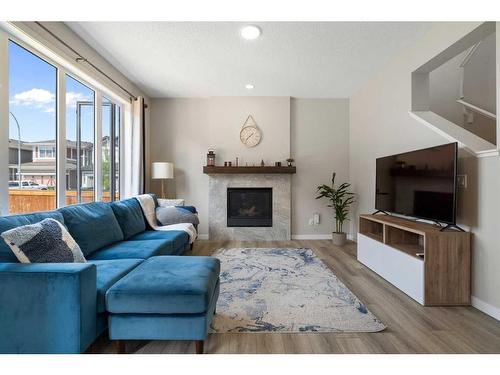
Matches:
[66,22,434,98]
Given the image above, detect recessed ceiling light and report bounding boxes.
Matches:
[245,84,255,90]
[240,25,261,40]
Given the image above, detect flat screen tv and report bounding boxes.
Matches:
[375,142,458,224]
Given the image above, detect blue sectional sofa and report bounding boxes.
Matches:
[0,197,195,353]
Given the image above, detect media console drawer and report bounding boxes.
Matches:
[358,233,424,304]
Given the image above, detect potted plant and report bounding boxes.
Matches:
[316,172,355,246]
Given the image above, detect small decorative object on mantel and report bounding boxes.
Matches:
[316,172,355,247]
[224,162,228,167]
[206,149,216,167]
[228,161,232,167]
[235,157,239,166]
[275,161,282,167]
[286,158,294,167]
[240,115,262,148]
[260,159,265,167]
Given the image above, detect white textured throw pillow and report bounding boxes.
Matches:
[157,198,185,207]
[1,218,86,263]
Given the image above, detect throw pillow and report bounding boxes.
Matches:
[156,206,200,226]
[0,218,86,263]
[158,198,185,207]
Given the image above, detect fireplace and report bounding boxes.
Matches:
[227,187,272,227]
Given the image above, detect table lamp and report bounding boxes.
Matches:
[152,162,174,198]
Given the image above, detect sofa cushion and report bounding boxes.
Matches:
[110,198,146,239]
[87,239,174,260]
[88,259,142,313]
[0,211,65,263]
[1,218,86,263]
[128,230,189,250]
[106,256,220,314]
[58,202,124,256]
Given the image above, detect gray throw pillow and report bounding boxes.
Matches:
[156,206,200,226]
[1,218,86,263]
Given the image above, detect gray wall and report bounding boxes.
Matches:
[349,22,500,317]
[149,97,350,238]
[291,98,350,236]
[150,98,210,235]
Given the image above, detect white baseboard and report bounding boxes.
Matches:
[471,296,500,321]
[291,234,332,240]
[291,234,357,241]
[198,234,357,241]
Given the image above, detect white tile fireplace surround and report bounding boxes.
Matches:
[208,174,291,240]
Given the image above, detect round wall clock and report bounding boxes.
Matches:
[240,126,262,147]
[240,115,262,147]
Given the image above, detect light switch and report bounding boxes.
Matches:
[458,174,468,188]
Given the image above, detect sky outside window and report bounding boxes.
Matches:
[8,41,56,142]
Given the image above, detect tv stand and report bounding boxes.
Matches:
[371,210,389,215]
[357,214,470,306]
[439,224,465,232]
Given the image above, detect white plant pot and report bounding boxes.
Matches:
[332,232,347,246]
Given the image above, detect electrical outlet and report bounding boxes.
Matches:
[458,174,468,188]
[313,213,320,225]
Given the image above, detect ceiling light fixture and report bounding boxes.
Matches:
[240,25,261,40]
[245,84,255,90]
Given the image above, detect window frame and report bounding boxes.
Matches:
[101,96,122,202]
[65,74,97,204]
[0,31,128,215]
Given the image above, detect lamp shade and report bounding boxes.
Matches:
[152,162,174,179]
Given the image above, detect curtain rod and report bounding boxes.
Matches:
[34,22,138,101]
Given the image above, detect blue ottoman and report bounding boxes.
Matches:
[106,256,220,354]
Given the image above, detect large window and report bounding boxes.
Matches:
[101,97,121,202]
[65,75,95,204]
[8,41,57,214]
[2,36,125,215]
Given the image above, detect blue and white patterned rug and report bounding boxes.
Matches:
[210,248,386,333]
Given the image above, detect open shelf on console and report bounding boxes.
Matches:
[359,215,425,259]
[359,217,384,243]
[384,225,424,260]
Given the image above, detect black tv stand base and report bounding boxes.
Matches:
[372,210,390,215]
[439,224,465,232]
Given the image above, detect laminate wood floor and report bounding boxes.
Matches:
[88,240,500,354]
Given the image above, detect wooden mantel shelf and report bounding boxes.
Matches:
[203,166,296,174]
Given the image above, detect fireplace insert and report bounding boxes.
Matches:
[227,187,272,227]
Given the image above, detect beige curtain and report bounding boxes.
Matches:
[123,96,145,197]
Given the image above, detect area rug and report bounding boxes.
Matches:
[210,248,386,333]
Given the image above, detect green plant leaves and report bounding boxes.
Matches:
[316,172,355,233]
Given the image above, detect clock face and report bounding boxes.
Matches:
[240,126,262,147]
